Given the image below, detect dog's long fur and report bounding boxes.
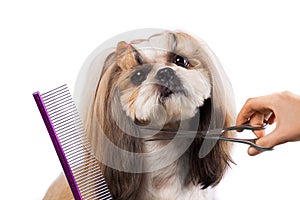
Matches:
[44,31,235,200]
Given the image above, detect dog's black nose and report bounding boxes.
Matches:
[156,68,175,84]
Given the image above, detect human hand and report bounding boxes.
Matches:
[236,91,300,156]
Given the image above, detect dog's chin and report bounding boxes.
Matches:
[132,92,206,128]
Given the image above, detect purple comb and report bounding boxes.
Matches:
[33,84,112,200]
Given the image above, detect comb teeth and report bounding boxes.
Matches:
[34,84,112,200]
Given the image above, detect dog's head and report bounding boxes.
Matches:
[114,34,211,127]
[76,30,235,199]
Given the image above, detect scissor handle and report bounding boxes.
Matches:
[216,136,273,151]
[224,120,269,132]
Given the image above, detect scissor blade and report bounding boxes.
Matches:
[141,128,223,140]
[202,129,224,137]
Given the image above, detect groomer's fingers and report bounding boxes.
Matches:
[248,129,279,156]
[249,113,265,138]
[247,112,275,156]
[236,95,274,126]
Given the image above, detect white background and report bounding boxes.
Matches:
[1,0,300,199]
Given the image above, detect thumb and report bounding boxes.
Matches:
[248,131,278,156]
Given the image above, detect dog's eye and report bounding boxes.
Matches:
[169,53,190,68]
[172,54,190,68]
[131,70,147,85]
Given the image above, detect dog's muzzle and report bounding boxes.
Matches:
[156,68,185,101]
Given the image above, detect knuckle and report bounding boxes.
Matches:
[245,97,254,104]
[275,91,292,101]
[280,90,292,97]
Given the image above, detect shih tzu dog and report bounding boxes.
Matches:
[44,30,235,200]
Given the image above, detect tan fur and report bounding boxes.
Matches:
[116,41,139,70]
[43,174,73,200]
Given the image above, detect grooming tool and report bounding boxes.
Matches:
[142,121,273,151]
[33,84,112,200]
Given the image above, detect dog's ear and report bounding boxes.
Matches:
[116,41,141,70]
[84,58,144,199]
[187,99,234,189]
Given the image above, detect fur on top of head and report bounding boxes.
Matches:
[74,29,235,199]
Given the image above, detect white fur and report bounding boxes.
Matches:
[138,142,215,200]
[121,65,211,126]
[120,58,213,199]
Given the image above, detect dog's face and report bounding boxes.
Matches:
[114,33,211,127]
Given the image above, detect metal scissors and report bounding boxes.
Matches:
[141,120,273,151]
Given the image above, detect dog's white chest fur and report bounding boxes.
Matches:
[142,181,213,200]
[139,142,214,200]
